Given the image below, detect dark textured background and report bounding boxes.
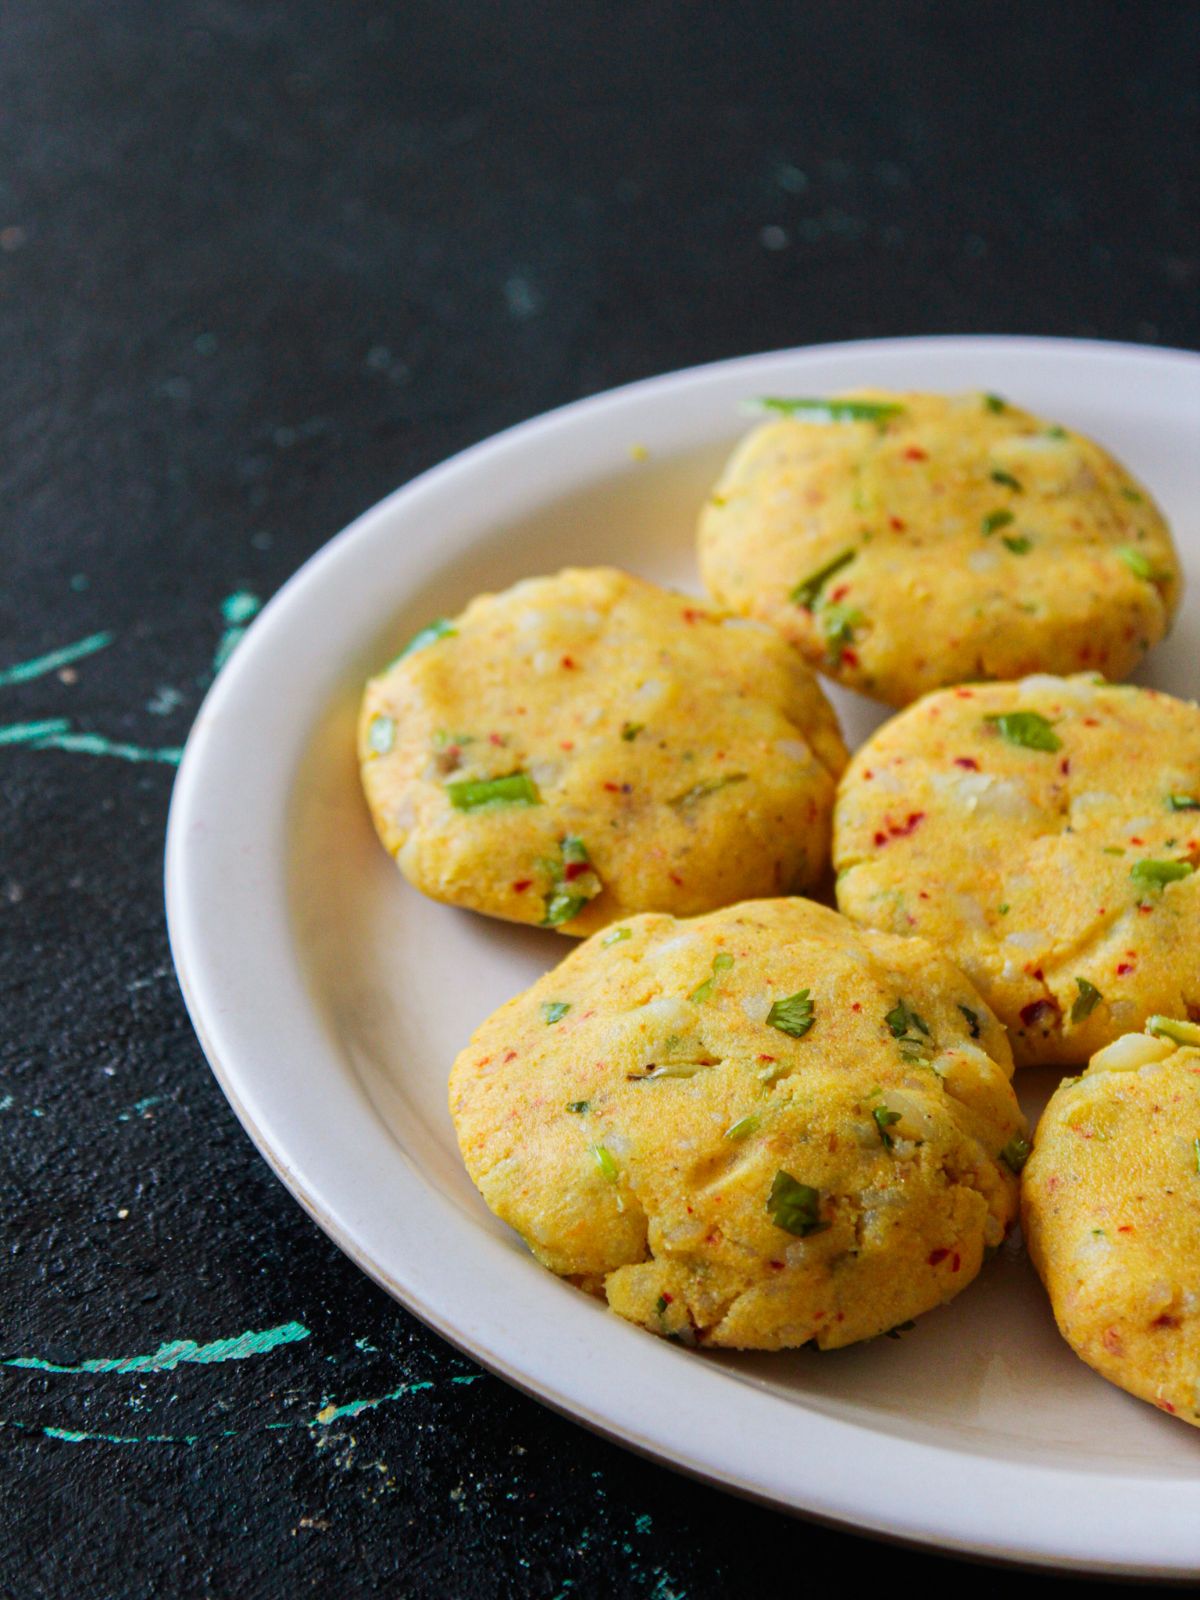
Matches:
[2,2,1198,1595]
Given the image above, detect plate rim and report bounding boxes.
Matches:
[165,334,1200,1577]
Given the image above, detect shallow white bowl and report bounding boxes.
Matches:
[166,337,1200,1575]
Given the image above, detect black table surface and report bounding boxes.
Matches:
[4,3,1198,1595]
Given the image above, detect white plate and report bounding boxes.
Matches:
[166,337,1200,1576]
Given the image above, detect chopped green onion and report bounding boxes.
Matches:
[1000,1135,1030,1174]
[997,903,1010,916]
[561,835,590,866]
[766,1171,827,1236]
[602,926,632,946]
[766,989,815,1039]
[655,1295,669,1315]
[1130,858,1194,889]
[984,711,1062,752]
[1044,424,1068,438]
[724,1114,760,1141]
[886,999,930,1040]
[396,617,457,661]
[366,714,395,755]
[752,397,905,424]
[820,603,864,664]
[1070,978,1103,1023]
[1147,1016,1200,1047]
[1167,795,1200,812]
[689,951,733,1004]
[989,468,1022,491]
[981,508,1015,536]
[543,890,589,926]
[541,1001,571,1025]
[790,548,857,609]
[1194,1138,1200,1176]
[958,1004,981,1039]
[1117,545,1155,580]
[872,1105,902,1151]
[620,722,644,741]
[983,393,1007,414]
[1120,486,1144,504]
[446,771,541,810]
[590,1144,619,1183]
[566,1100,590,1114]
[1002,535,1032,555]
[668,772,749,810]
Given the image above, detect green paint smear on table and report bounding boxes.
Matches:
[0,718,72,745]
[212,590,262,674]
[0,630,113,687]
[3,1320,311,1375]
[309,1373,482,1427]
[0,721,183,764]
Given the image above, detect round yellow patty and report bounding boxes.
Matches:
[835,676,1200,1067]
[1023,1019,1200,1428]
[449,898,1024,1350]
[359,568,847,935]
[698,390,1180,707]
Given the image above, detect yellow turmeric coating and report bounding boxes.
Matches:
[450,898,1024,1349]
[1023,1020,1200,1428]
[359,567,847,934]
[698,390,1180,706]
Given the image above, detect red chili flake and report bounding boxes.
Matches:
[681,607,703,623]
[927,1248,950,1266]
[1059,757,1071,775]
[757,1054,777,1063]
[489,732,505,746]
[1138,903,1154,915]
[1117,962,1135,976]
[1152,1313,1179,1329]
[840,648,859,668]
[829,583,850,603]
[1102,1327,1124,1356]
[919,890,930,900]
[563,861,589,882]
[1020,998,1061,1029]
[904,446,928,461]
[603,781,620,792]
[951,1253,962,1272]
[953,688,975,698]
[1157,1400,1178,1414]
[877,811,926,843]
[768,1260,785,1271]
[503,1051,517,1063]
[1029,968,1045,982]
[874,831,887,847]
[851,1002,861,1012]
[1079,644,1092,663]
[661,1292,674,1304]
[1117,1224,1134,1234]
[669,872,684,887]
[560,740,574,751]
[560,655,576,669]
[954,756,980,770]
[889,515,906,530]
[512,879,532,893]
[477,1056,492,1067]
[863,768,874,780]
[813,1309,826,1320]
[1082,716,1100,727]
[1129,836,1144,846]
[836,1311,845,1322]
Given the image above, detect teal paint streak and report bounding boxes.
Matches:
[0,718,72,745]
[41,1426,198,1446]
[310,1381,435,1426]
[117,1095,165,1122]
[0,631,113,687]
[23,730,183,765]
[3,1320,310,1375]
[212,590,261,674]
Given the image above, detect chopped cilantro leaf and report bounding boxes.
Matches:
[590,1144,619,1183]
[766,989,815,1039]
[447,771,541,810]
[541,1001,571,1025]
[542,890,589,926]
[655,1295,669,1315]
[602,926,632,946]
[396,617,457,661]
[366,714,395,755]
[689,951,733,1004]
[820,602,864,664]
[668,772,749,810]
[766,1171,827,1236]
[790,548,856,609]
[753,397,905,424]
[1167,795,1200,812]
[886,999,930,1039]
[981,508,1015,536]
[989,468,1022,491]
[1120,486,1145,504]
[872,1104,902,1150]
[1195,1138,1200,1177]
[1130,858,1194,889]
[984,711,1062,752]
[724,1114,760,1141]
[620,721,644,741]
[1044,425,1068,438]
[1070,978,1102,1023]
[1000,1135,1031,1174]
[958,1004,982,1039]
[983,393,1007,414]
[1117,545,1155,581]
[566,1100,590,1114]
[1002,534,1032,554]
